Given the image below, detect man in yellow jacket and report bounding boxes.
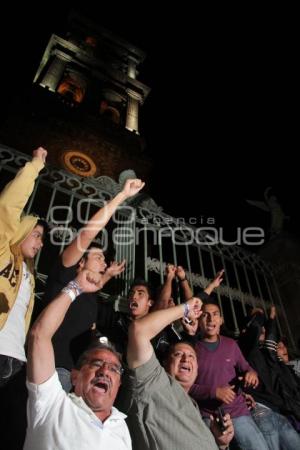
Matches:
[0,147,47,384]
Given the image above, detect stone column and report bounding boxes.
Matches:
[127,59,137,79]
[40,50,72,92]
[125,89,142,134]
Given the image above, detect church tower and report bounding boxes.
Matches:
[0,10,151,180]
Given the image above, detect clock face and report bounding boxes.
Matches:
[62,150,97,177]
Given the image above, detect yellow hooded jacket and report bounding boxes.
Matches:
[0,156,45,335]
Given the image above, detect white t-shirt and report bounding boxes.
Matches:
[24,371,132,450]
[0,262,31,361]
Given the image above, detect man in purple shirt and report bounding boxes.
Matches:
[189,301,269,450]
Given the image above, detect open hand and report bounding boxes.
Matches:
[106,260,126,278]
[211,269,224,288]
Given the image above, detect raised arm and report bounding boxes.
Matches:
[265,305,278,342]
[204,269,224,296]
[238,309,265,358]
[27,270,102,385]
[176,266,193,301]
[127,297,202,369]
[0,147,47,247]
[151,264,176,311]
[62,178,145,267]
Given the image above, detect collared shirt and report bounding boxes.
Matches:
[117,352,218,450]
[24,371,131,450]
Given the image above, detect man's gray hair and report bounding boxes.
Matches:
[75,341,122,370]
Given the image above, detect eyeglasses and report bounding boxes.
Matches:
[88,359,124,375]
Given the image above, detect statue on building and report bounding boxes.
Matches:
[246,187,289,237]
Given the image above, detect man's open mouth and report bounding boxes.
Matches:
[130,301,139,309]
[92,378,110,393]
[179,364,191,372]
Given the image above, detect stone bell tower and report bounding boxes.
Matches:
[0,10,151,180]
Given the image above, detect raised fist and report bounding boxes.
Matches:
[32,147,47,164]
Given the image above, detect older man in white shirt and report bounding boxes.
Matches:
[24,269,131,450]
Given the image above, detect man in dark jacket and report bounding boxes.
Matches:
[238,306,300,449]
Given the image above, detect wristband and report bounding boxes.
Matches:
[62,287,77,302]
[179,277,187,282]
[183,302,190,318]
[67,279,83,297]
[61,279,83,302]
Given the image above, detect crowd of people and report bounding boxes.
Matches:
[1,148,300,449]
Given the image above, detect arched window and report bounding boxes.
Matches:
[57,72,86,104]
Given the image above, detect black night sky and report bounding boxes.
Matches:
[1,5,298,245]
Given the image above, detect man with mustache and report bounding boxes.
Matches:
[24,269,131,450]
